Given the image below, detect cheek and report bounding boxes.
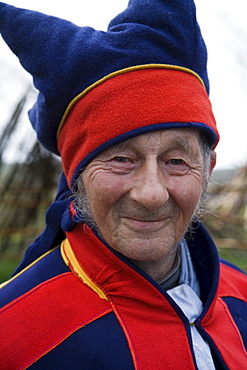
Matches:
[86,175,127,220]
[171,179,203,215]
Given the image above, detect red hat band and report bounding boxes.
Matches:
[57,65,219,186]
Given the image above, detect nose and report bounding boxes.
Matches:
[129,158,169,210]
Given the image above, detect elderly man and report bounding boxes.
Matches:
[0,0,246,369]
[76,128,214,281]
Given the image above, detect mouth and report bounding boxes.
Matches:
[123,217,171,232]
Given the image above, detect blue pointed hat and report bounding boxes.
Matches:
[0,0,219,273]
[0,0,219,187]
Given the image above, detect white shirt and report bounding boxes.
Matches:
[166,240,216,370]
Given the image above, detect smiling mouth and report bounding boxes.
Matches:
[123,217,171,232]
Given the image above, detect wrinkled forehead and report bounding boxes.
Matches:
[101,128,202,156]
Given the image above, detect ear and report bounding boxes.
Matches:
[209,150,217,177]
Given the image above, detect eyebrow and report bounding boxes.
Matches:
[173,136,191,153]
[104,132,200,157]
[106,140,132,154]
[163,135,200,158]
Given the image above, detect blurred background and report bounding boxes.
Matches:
[0,0,246,281]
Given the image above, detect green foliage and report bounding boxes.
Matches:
[0,257,21,283]
[218,248,247,273]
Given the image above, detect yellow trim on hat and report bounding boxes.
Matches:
[57,63,205,139]
[61,238,108,301]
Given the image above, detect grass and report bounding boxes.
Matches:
[0,248,246,284]
[0,257,21,284]
[218,248,247,273]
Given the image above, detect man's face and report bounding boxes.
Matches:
[82,129,206,264]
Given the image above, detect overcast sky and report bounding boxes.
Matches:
[1,0,247,170]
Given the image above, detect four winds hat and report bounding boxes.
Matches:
[0,0,219,188]
[0,0,219,270]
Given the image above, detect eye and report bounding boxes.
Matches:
[164,158,189,175]
[166,159,186,165]
[113,156,130,163]
[108,155,135,174]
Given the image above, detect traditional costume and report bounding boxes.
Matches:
[0,1,246,368]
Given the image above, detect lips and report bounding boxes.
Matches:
[123,217,171,233]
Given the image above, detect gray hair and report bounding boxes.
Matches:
[74,177,99,232]
[195,133,213,219]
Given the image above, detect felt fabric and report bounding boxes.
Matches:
[0,0,217,161]
[0,272,112,369]
[65,224,247,369]
[58,66,218,186]
[1,222,246,369]
[0,0,218,271]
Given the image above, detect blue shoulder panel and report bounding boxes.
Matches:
[28,311,134,369]
[0,246,69,308]
[222,296,247,351]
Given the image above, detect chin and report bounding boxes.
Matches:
[116,238,177,262]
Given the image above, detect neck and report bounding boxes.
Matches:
[131,249,179,282]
